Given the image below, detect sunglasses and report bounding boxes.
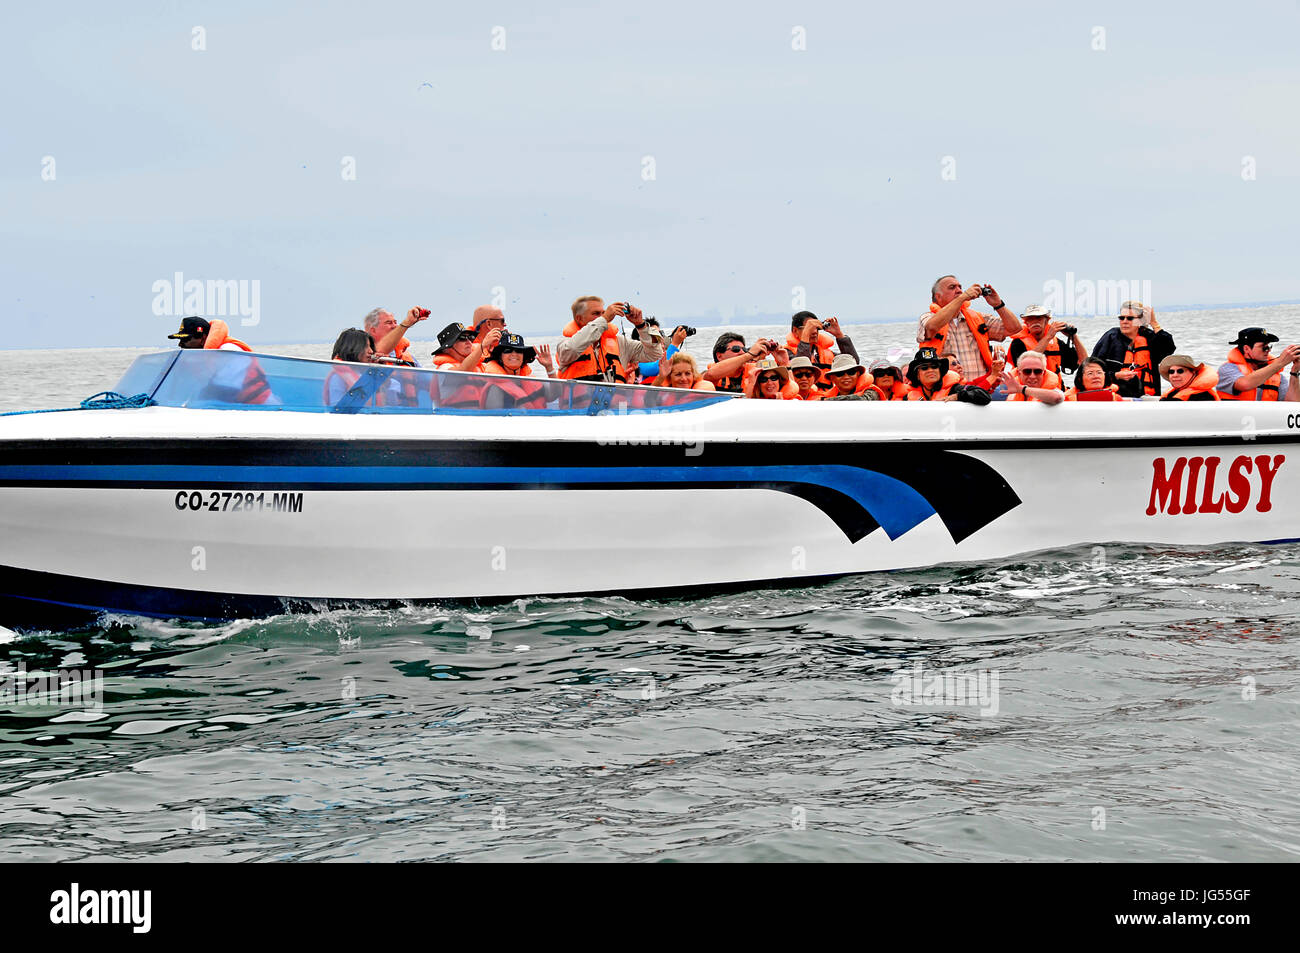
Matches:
[1020,369,1046,376]
[1166,366,1192,374]
[756,374,781,384]
[1117,315,1139,321]
[722,345,746,354]
[792,370,817,378]
[916,363,941,372]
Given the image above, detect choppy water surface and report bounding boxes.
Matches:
[2,545,1298,862]
[3,307,1300,861]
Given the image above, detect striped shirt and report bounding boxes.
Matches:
[917,311,1009,380]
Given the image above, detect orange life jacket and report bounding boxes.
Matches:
[1011,328,1064,377]
[203,320,269,403]
[1007,367,1062,396]
[793,387,822,401]
[651,367,716,392]
[921,303,994,377]
[785,330,838,373]
[559,320,626,382]
[907,382,954,401]
[1121,331,1159,396]
[480,360,546,409]
[430,352,486,408]
[391,337,415,365]
[323,361,387,407]
[203,319,252,352]
[1220,346,1280,401]
[709,363,746,394]
[742,363,799,399]
[1162,365,1221,401]
[879,379,910,400]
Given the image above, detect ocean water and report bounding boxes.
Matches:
[2,305,1300,862]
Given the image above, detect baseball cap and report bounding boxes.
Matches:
[167,317,211,341]
[1231,327,1279,347]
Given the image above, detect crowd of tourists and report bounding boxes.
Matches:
[165,274,1300,406]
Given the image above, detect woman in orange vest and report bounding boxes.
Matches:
[653,352,717,392]
[325,328,393,406]
[1159,355,1221,401]
[1090,303,1175,397]
[905,348,957,401]
[646,353,717,407]
[745,359,793,399]
[787,356,824,400]
[869,361,910,400]
[822,354,884,400]
[430,321,500,409]
[1064,358,1125,401]
[481,334,554,410]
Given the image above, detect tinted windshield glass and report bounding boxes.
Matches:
[120,350,734,414]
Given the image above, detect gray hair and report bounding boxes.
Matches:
[931,275,956,302]
[362,308,389,331]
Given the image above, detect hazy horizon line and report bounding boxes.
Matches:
[4,297,1299,353]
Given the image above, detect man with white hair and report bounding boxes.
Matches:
[365,306,426,366]
[1002,351,1064,404]
[556,296,664,382]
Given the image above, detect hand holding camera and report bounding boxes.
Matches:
[979,283,1006,309]
[479,328,502,353]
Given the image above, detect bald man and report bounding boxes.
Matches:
[472,306,506,344]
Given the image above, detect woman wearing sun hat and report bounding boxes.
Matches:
[1158,354,1221,401]
[481,333,554,409]
[905,348,958,401]
[744,358,792,399]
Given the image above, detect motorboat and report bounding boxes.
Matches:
[1,348,1296,622]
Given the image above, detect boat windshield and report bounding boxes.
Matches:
[114,350,736,415]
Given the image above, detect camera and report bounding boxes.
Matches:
[1059,325,1078,338]
[680,326,697,337]
[979,285,994,298]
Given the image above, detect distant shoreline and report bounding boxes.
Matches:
[4,299,1299,352]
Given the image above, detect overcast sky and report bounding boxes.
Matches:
[3,1,1298,349]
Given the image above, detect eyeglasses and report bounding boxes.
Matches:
[1166,367,1192,375]
[1020,369,1046,376]
[756,374,780,384]
[916,364,941,372]
[792,370,817,379]
[1117,315,1139,321]
[723,345,746,354]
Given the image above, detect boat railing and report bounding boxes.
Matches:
[113,349,737,415]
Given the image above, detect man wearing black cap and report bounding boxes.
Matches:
[167,317,213,349]
[1218,328,1300,401]
[166,316,252,351]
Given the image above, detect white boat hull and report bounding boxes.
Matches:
[2,400,1297,619]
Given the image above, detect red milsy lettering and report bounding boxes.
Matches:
[1198,456,1225,514]
[1181,457,1205,515]
[1147,458,1187,516]
[1254,454,1285,513]
[1224,455,1253,514]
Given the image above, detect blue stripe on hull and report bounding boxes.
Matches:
[0,464,937,541]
